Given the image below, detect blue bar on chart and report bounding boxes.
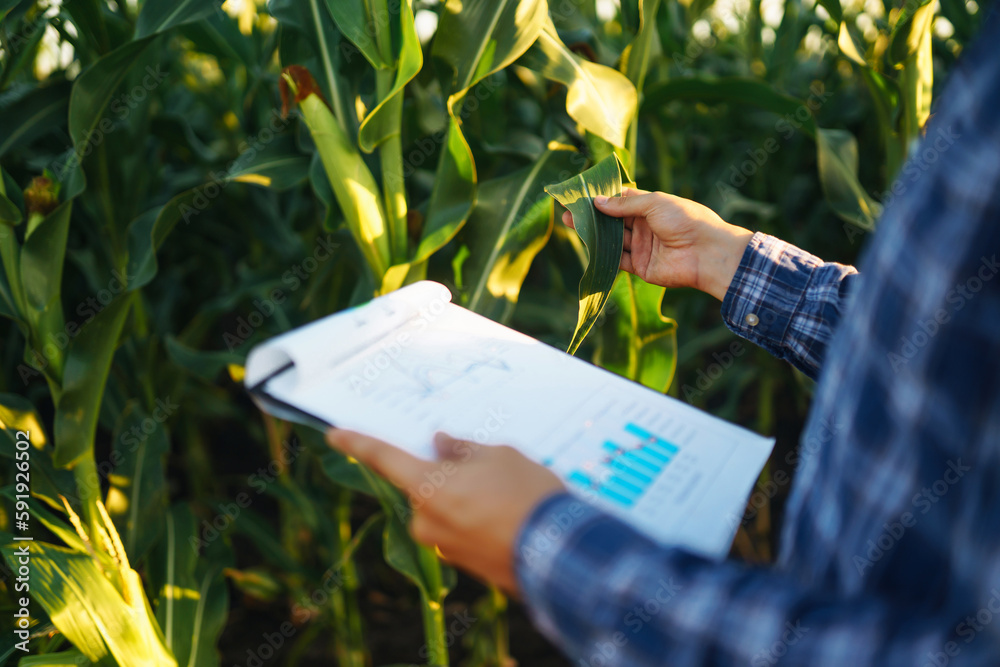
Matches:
[565,423,681,508]
[626,422,679,456]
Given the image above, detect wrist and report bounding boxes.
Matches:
[697,223,754,301]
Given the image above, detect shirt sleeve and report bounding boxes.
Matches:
[721,232,858,380]
[515,493,985,667]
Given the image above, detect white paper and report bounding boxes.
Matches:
[246,281,774,559]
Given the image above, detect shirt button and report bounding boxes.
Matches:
[745,313,759,326]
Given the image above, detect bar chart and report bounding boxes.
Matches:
[566,422,679,507]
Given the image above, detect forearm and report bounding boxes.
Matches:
[515,494,990,667]
[693,220,755,301]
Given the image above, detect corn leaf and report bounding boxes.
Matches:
[891,1,935,139]
[19,650,93,666]
[323,0,389,69]
[0,540,176,666]
[642,76,818,138]
[409,120,476,265]
[595,274,677,392]
[106,402,170,562]
[407,0,550,291]
[459,146,580,322]
[0,394,77,512]
[0,177,20,227]
[53,294,134,468]
[68,38,156,149]
[0,488,92,555]
[520,18,638,148]
[71,0,222,150]
[135,0,224,39]
[20,201,70,314]
[817,128,879,230]
[357,0,423,153]
[432,0,549,101]
[816,0,843,23]
[545,153,629,355]
[164,336,245,381]
[0,0,21,20]
[0,82,72,158]
[63,0,110,53]
[149,506,230,667]
[288,77,391,280]
[620,0,662,160]
[225,135,311,190]
[0,171,24,322]
[269,0,355,134]
[126,188,214,292]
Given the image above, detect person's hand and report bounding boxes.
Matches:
[325,429,565,594]
[562,188,754,301]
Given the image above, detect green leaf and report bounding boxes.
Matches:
[225,135,311,191]
[269,0,355,134]
[16,201,71,383]
[106,402,170,561]
[594,274,677,392]
[0,488,90,554]
[519,18,638,148]
[64,0,110,53]
[323,0,388,69]
[409,120,477,266]
[816,0,843,23]
[837,22,867,67]
[459,146,579,322]
[383,512,430,598]
[20,201,70,313]
[292,84,391,280]
[816,128,879,230]
[0,185,21,226]
[642,76,818,139]
[0,394,76,512]
[0,14,46,86]
[135,0,223,39]
[0,81,72,158]
[149,505,230,667]
[404,0,550,291]
[230,508,304,574]
[319,450,377,495]
[432,0,549,101]
[892,1,934,140]
[165,336,244,380]
[621,0,662,161]
[888,0,935,64]
[357,0,423,153]
[68,0,217,152]
[125,188,206,292]
[68,37,156,149]
[622,0,662,93]
[545,153,630,355]
[0,540,176,666]
[53,294,134,468]
[0,0,21,20]
[19,650,94,666]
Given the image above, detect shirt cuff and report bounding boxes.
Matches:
[514,491,672,640]
[721,232,819,357]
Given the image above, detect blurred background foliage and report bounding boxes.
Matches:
[0,0,986,664]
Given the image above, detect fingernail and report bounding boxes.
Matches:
[594,195,609,206]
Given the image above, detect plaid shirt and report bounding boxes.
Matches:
[515,10,1000,666]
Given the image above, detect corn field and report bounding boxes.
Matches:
[0,0,984,664]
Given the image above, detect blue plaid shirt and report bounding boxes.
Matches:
[515,10,1000,666]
